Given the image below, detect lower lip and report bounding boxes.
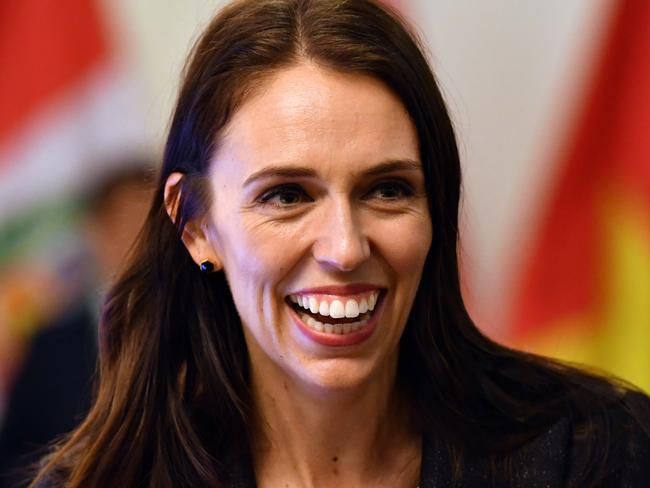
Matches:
[288,297,383,347]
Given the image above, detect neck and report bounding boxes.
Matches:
[249,353,421,488]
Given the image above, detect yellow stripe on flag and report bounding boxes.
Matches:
[518,191,650,392]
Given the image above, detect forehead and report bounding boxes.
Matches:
[213,63,419,179]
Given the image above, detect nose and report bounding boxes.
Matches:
[312,198,371,272]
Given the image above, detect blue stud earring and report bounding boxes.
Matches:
[199,260,215,273]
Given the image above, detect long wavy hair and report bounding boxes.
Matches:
[33,0,643,486]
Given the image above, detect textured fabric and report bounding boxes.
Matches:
[33,393,650,487]
[419,420,569,487]
[227,394,650,487]
[420,394,650,487]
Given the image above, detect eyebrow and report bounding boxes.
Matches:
[243,159,423,187]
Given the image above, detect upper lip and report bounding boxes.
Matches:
[288,283,385,295]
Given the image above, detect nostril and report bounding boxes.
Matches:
[312,240,371,271]
[311,210,370,271]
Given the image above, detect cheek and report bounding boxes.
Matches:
[215,219,303,317]
[231,224,299,281]
[376,216,432,274]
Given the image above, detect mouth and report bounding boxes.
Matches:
[285,288,385,337]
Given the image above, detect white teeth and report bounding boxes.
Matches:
[290,290,381,321]
[289,291,379,334]
[318,300,330,316]
[306,315,324,332]
[359,298,368,314]
[329,300,345,319]
[344,299,360,318]
[368,292,377,311]
[299,312,368,336]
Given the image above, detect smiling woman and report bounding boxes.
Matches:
[31,1,649,487]
[170,65,432,401]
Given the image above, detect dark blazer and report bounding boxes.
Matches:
[417,405,650,487]
[242,402,650,487]
[224,399,650,487]
[33,393,650,487]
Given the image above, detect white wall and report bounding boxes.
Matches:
[102,0,223,147]
[409,1,612,333]
[103,0,613,335]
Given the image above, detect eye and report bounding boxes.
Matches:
[257,184,312,207]
[366,180,414,201]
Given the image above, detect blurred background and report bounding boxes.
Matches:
[0,0,648,485]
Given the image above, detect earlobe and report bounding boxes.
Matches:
[164,172,223,272]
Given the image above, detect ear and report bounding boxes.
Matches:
[164,172,222,271]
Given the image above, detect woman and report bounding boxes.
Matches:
[33,0,649,486]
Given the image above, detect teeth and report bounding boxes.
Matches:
[344,299,359,318]
[304,315,324,332]
[299,312,368,336]
[318,300,330,316]
[329,300,345,319]
[359,298,368,313]
[310,316,324,332]
[368,292,377,311]
[290,290,381,319]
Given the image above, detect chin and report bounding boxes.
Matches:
[288,356,392,396]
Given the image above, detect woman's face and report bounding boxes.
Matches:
[205,63,432,393]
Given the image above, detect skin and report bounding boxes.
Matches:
[166,63,432,487]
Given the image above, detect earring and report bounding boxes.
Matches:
[199,260,215,273]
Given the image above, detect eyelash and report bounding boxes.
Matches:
[257,184,311,207]
[365,180,415,201]
[256,180,415,208]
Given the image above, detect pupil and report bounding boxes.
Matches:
[280,192,298,204]
[382,186,398,198]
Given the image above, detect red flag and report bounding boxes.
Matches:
[509,1,650,391]
[0,0,107,151]
[0,0,145,397]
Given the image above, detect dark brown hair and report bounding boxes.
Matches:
[32,1,646,486]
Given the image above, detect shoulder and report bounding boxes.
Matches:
[514,389,650,486]
[565,389,650,486]
[422,389,650,487]
[497,353,650,485]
